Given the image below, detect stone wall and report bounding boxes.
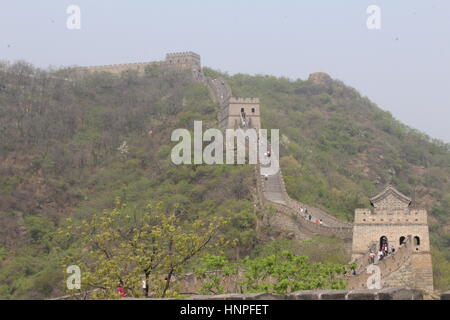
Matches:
[69,51,204,82]
[442,291,450,300]
[54,288,445,300]
[410,253,434,294]
[257,150,353,240]
[73,61,162,75]
[154,288,424,300]
[348,236,413,290]
[275,203,353,240]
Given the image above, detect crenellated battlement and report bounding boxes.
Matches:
[166,51,201,60]
[69,52,203,80]
[85,62,159,68]
[229,97,260,104]
[75,61,161,73]
[354,208,428,225]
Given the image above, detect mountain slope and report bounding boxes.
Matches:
[0,62,258,299]
[210,69,450,289]
[0,62,449,298]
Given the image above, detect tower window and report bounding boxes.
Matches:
[252,108,255,113]
[400,236,406,245]
[414,236,421,246]
[241,108,245,113]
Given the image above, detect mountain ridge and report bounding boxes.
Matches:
[0,60,449,298]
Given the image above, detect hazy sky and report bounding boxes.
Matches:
[1,0,449,142]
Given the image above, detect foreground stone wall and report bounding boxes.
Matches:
[442,291,450,300]
[164,288,424,300]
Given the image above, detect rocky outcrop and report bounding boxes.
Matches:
[308,72,333,86]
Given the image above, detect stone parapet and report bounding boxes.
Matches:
[348,236,413,290]
[441,291,450,300]
[129,288,424,300]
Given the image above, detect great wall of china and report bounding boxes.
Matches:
[204,54,434,296]
[61,52,436,298]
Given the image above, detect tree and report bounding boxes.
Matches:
[59,199,228,299]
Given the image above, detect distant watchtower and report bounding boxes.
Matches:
[351,185,434,293]
[165,52,204,82]
[220,97,261,131]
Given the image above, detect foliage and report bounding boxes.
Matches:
[195,252,349,295]
[432,248,450,291]
[59,199,228,299]
[242,251,347,293]
[194,255,238,295]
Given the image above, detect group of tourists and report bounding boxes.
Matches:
[368,246,396,264]
[117,278,150,298]
[298,207,324,225]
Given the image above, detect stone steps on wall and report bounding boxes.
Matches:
[208,75,352,241]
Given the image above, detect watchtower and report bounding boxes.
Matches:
[165,52,204,82]
[351,185,434,293]
[219,97,261,131]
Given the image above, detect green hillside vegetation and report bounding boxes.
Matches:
[0,62,349,299]
[0,62,448,298]
[0,62,258,298]
[212,68,450,289]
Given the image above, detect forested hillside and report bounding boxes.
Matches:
[0,62,262,298]
[0,62,448,299]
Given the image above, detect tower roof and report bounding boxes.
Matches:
[370,185,411,207]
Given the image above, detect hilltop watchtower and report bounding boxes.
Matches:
[351,185,434,293]
[220,97,261,131]
[165,52,204,82]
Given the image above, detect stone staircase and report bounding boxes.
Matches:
[261,169,286,205]
[258,160,353,239]
[347,236,414,290]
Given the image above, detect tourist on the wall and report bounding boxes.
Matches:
[117,281,127,298]
[377,250,384,262]
[369,251,376,264]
